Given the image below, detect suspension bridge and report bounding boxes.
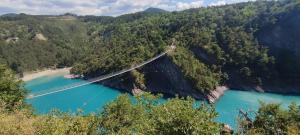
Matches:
[27,44,176,99]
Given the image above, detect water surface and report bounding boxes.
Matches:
[215,90,300,128]
[25,75,300,128]
[26,75,122,113]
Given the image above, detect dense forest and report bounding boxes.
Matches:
[1,64,300,134]
[0,0,300,97]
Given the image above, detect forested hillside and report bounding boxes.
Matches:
[0,14,91,73]
[0,0,299,97]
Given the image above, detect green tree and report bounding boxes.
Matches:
[99,93,221,134]
[130,69,146,89]
[34,111,98,135]
[239,102,300,135]
[170,46,222,93]
[0,64,27,111]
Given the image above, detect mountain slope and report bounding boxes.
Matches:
[0,0,299,99]
[143,7,168,13]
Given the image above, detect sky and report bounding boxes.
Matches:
[0,0,256,16]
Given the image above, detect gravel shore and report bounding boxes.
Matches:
[21,68,71,81]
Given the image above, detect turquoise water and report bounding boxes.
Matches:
[25,75,300,128]
[215,90,300,128]
[26,75,122,114]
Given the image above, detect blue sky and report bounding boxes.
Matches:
[0,0,256,16]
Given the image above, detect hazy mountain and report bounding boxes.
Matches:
[143,7,168,13]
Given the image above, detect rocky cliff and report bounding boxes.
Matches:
[255,5,300,93]
[98,56,205,100]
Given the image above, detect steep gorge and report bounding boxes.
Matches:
[1,0,300,100]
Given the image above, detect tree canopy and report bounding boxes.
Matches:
[99,93,220,134]
[0,64,27,111]
[1,0,299,94]
[239,102,300,134]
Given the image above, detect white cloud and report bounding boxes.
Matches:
[176,1,204,10]
[0,0,257,16]
[209,0,226,6]
[0,0,169,16]
[208,0,257,7]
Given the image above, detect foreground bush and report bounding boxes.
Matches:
[0,64,27,111]
[99,93,220,134]
[0,93,221,135]
[239,102,300,135]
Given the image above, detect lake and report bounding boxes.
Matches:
[25,74,300,129]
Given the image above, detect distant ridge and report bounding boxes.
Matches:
[1,13,19,17]
[143,7,168,13]
[0,8,167,18]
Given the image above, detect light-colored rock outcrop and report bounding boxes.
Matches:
[34,33,47,41]
[5,37,19,43]
[64,74,80,79]
[132,88,144,95]
[207,86,229,103]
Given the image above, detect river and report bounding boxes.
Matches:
[25,74,300,129]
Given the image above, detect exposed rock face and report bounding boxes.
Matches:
[98,73,134,93]
[5,37,19,43]
[142,56,204,99]
[98,56,204,100]
[132,88,144,95]
[34,33,47,41]
[221,124,233,134]
[207,86,228,103]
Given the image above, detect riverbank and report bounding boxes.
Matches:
[22,68,71,81]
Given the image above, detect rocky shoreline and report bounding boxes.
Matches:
[64,74,80,79]
[207,86,229,103]
[72,55,299,103]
